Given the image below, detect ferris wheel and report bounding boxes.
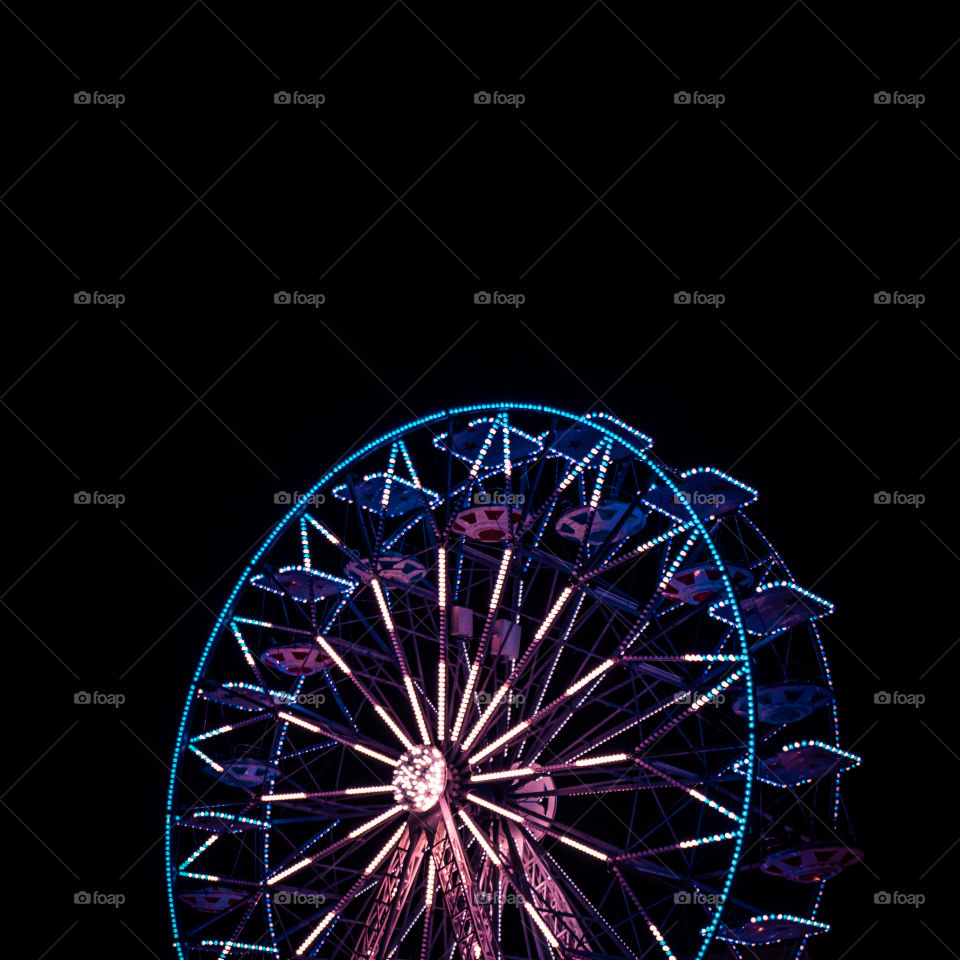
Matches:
[166,403,861,960]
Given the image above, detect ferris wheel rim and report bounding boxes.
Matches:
[166,402,765,960]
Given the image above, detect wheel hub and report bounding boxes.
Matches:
[392,745,447,812]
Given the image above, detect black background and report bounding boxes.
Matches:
[1,3,955,958]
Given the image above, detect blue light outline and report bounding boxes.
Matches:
[164,403,756,960]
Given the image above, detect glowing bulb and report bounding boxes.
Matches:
[557,835,609,861]
[573,752,629,767]
[354,743,400,767]
[536,586,573,640]
[267,857,314,885]
[348,806,403,839]
[317,635,351,674]
[375,704,415,751]
[364,822,407,875]
[296,911,335,954]
[564,659,615,697]
[468,721,529,764]
[470,767,534,783]
[403,674,432,745]
[465,792,524,823]
[437,659,446,741]
[458,810,501,866]
[524,902,560,949]
[278,712,322,733]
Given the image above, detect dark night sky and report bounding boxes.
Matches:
[2,3,956,958]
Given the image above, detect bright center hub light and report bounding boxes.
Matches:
[391,745,447,812]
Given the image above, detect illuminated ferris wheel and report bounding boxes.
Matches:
[166,403,861,960]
